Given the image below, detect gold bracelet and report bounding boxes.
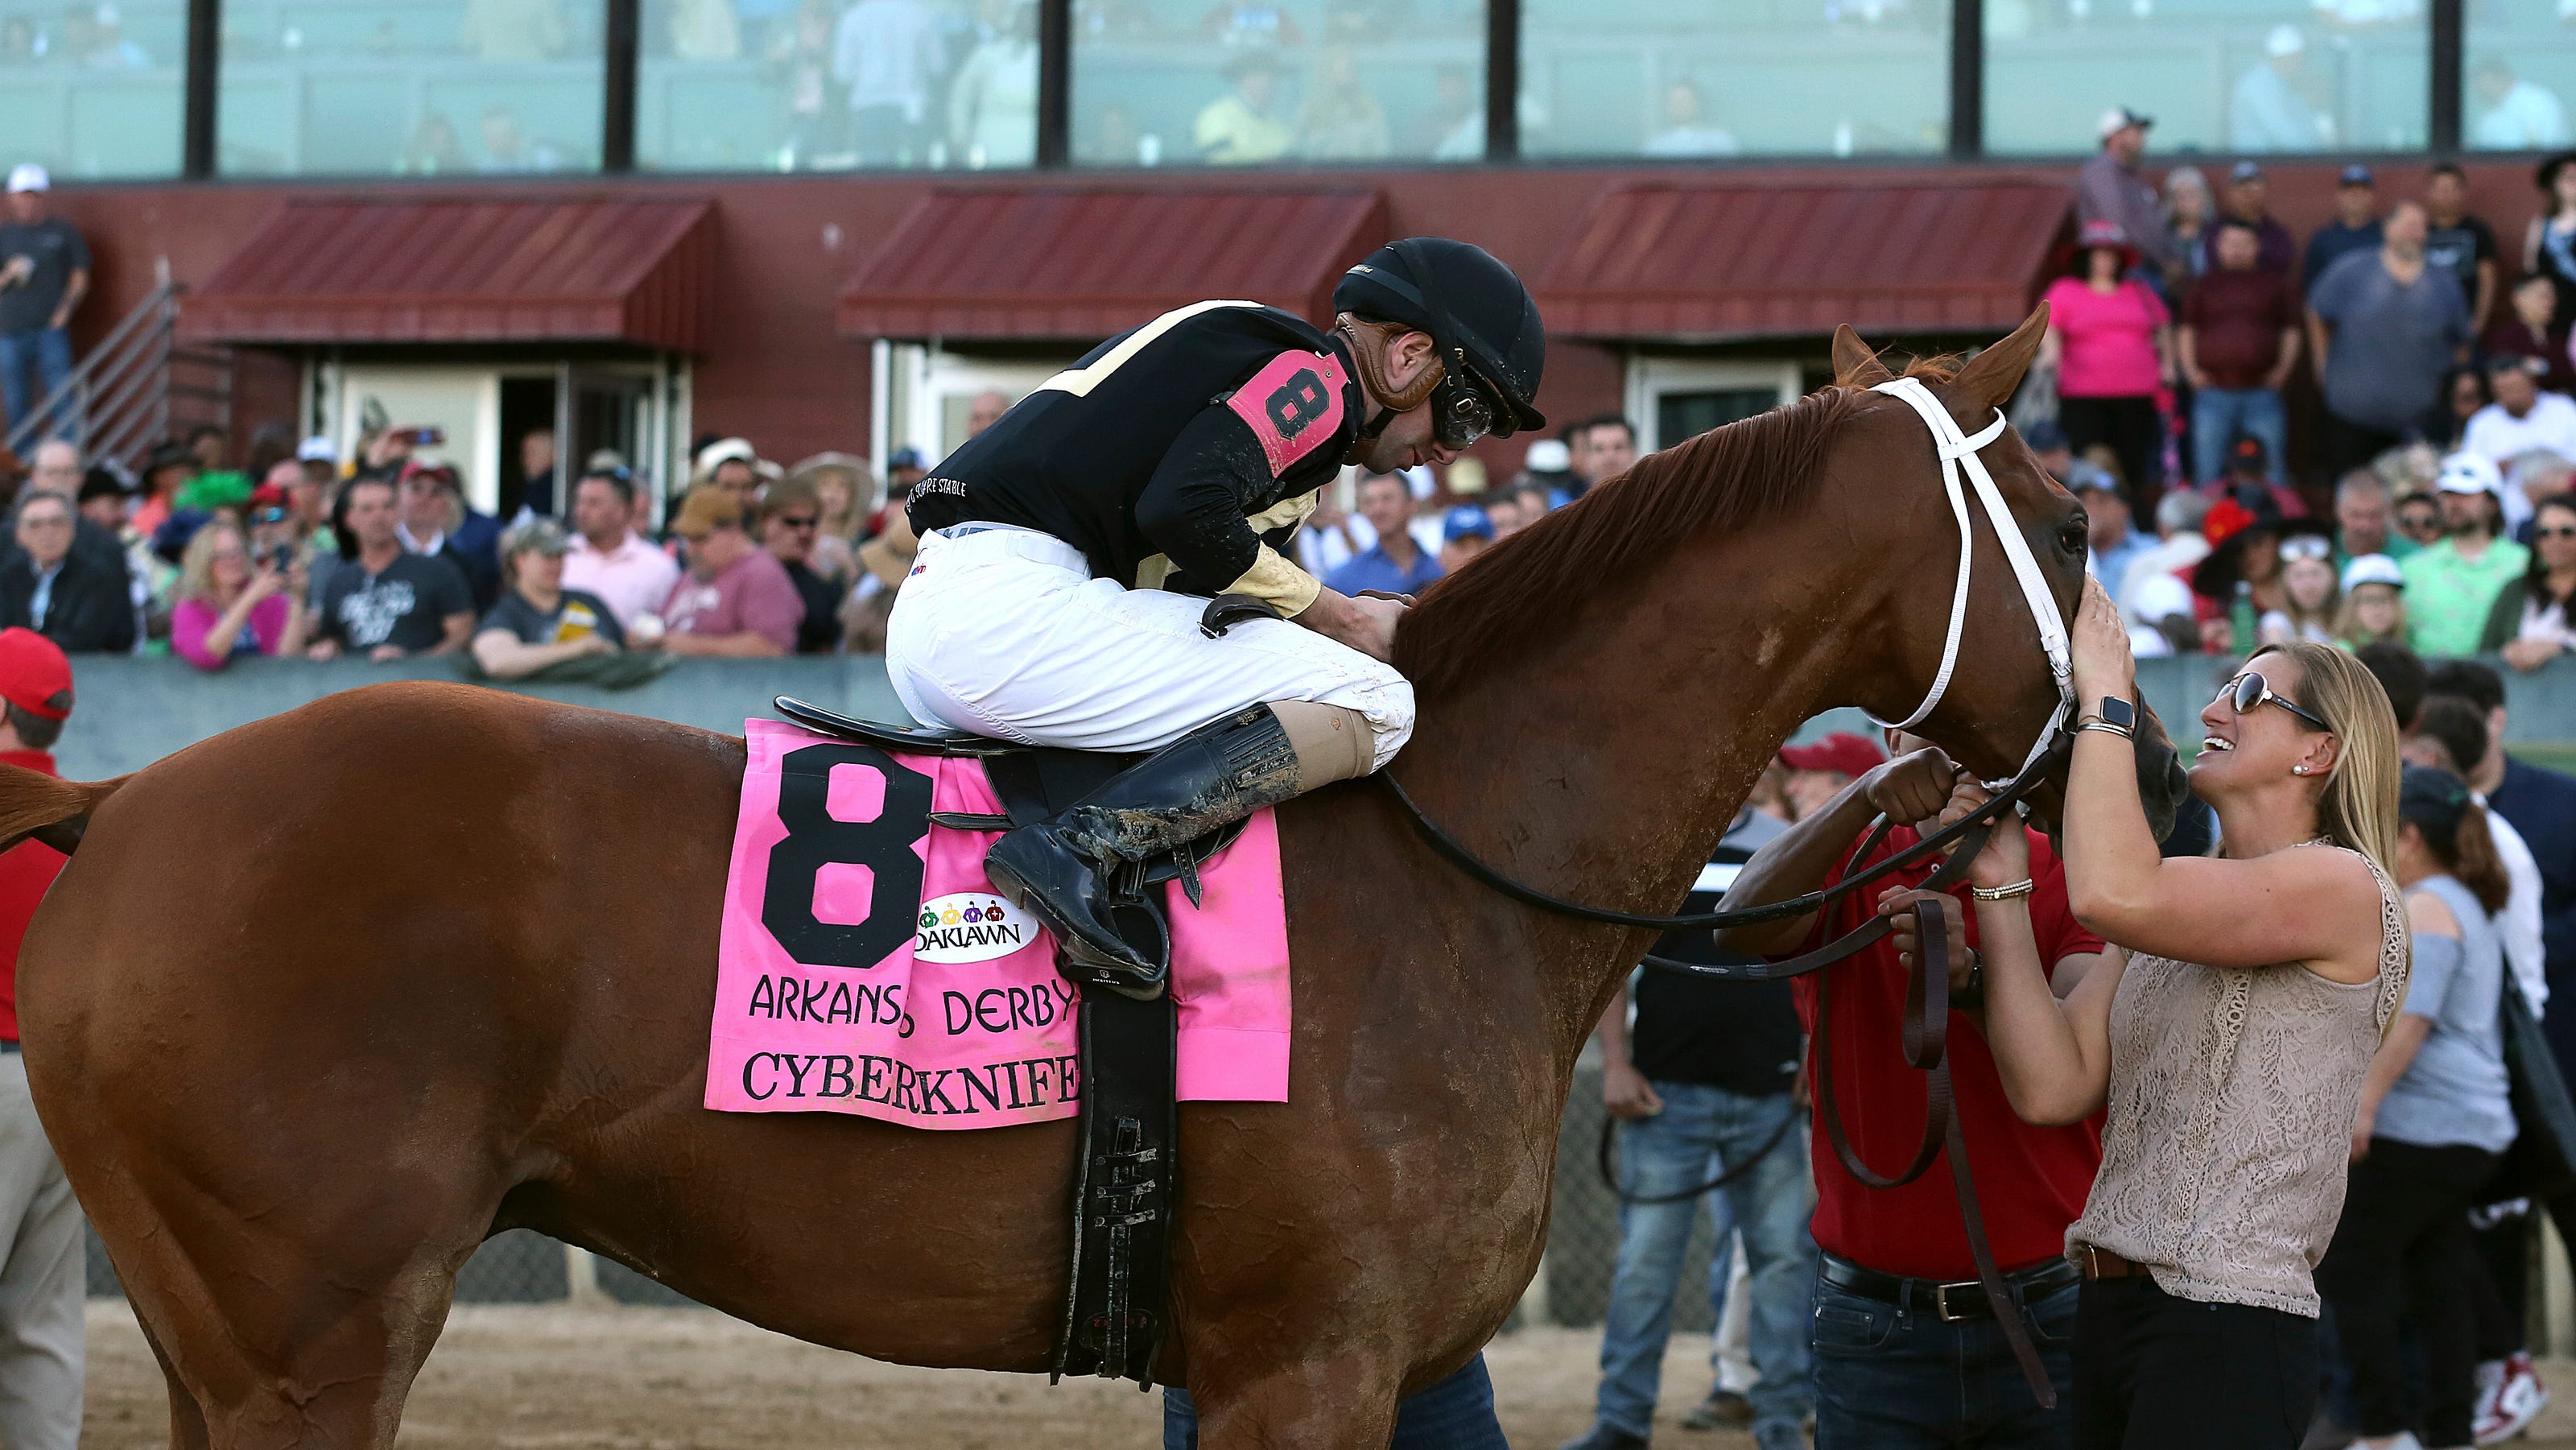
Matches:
[1970,878,2037,901]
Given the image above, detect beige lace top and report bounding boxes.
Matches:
[2066,845,2410,1317]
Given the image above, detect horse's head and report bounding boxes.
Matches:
[1830,307,2189,838]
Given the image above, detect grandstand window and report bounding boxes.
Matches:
[1069,0,1488,167]
[2464,6,2576,151]
[1984,1,2429,155]
[1518,0,1951,159]
[216,0,608,176]
[0,1,186,179]
[637,0,1038,171]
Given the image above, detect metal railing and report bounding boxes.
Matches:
[6,258,230,472]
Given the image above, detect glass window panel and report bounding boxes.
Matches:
[0,2,184,180]
[640,0,1034,171]
[1521,0,1950,159]
[2467,2,2576,151]
[217,0,605,176]
[1986,2,2426,155]
[1071,0,1486,167]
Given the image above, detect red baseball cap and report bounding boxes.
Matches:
[1778,731,1886,779]
[0,629,71,721]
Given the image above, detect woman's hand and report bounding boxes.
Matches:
[1880,888,1972,994]
[244,561,285,602]
[2070,573,2136,707]
[1936,778,2032,890]
[2503,636,2562,673]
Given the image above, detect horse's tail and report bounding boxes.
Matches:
[0,767,122,856]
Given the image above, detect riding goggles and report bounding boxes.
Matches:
[2215,670,2332,733]
[1430,366,1502,451]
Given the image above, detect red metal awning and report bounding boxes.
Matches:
[1537,180,2073,340]
[183,197,716,351]
[840,187,1388,340]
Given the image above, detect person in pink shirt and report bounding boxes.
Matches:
[659,487,800,656]
[2042,218,2177,512]
[559,468,679,633]
[170,518,308,671]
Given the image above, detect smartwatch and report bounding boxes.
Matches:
[2078,696,2136,739]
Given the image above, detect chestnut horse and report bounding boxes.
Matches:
[8,314,2103,1448]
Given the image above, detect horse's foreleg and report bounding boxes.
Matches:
[86,1155,497,1450]
[1191,1357,1403,1450]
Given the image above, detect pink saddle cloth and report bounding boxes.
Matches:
[703,719,1292,1130]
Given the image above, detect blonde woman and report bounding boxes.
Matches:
[170,519,308,671]
[1888,579,2405,1449]
[2336,553,2412,649]
[789,452,877,588]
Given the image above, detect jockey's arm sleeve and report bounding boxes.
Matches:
[1134,402,1324,615]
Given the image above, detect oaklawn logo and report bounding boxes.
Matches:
[914,893,1031,963]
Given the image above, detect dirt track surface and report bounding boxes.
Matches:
[72,1303,2576,1448]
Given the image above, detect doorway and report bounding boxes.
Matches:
[1625,358,1802,452]
[497,377,555,519]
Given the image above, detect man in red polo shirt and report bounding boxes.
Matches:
[0,627,80,1450]
[1720,733,2111,1450]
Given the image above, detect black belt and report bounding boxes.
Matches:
[1820,1251,2080,1322]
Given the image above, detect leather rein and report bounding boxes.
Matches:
[1377,378,2079,1408]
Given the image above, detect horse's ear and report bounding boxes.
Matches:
[1832,324,1895,388]
[1944,303,2051,428]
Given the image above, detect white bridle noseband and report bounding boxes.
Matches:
[1866,377,2077,784]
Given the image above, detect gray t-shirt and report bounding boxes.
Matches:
[315,551,473,654]
[2309,250,2469,433]
[0,218,87,337]
[2377,873,2516,1154]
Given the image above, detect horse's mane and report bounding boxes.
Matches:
[1393,355,1959,700]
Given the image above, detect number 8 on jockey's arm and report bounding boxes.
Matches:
[887,238,1549,995]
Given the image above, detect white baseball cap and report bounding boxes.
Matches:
[1522,439,1572,473]
[294,434,337,463]
[2266,23,2304,56]
[6,163,48,195]
[2341,553,2405,592]
[2437,451,2504,497]
[2124,569,2194,625]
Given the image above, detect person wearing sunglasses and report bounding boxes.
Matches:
[2483,491,2576,670]
[890,238,1546,995]
[758,477,844,655]
[2257,531,2341,647]
[1916,580,2405,1449]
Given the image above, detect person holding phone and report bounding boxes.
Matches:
[170,519,309,671]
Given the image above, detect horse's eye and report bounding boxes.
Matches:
[2059,522,2087,556]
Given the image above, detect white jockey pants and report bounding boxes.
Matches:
[0,1051,81,1450]
[885,524,1415,770]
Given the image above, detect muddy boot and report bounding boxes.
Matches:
[983,706,1299,997]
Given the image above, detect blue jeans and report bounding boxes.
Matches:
[0,327,72,444]
[2190,386,2285,486]
[1811,1271,2079,1449]
[1161,1354,1505,1448]
[1593,1083,1816,1444]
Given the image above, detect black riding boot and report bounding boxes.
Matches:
[984,705,1300,994]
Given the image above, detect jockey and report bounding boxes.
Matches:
[886,238,1546,995]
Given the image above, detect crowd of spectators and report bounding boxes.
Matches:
[2071,111,2576,689]
[0,416,920,684]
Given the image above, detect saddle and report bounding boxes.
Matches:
[772,696,1186,1387]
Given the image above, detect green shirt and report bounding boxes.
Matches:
[2401,535,2531,658]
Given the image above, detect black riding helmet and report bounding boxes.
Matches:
[1333,237,1547,444]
